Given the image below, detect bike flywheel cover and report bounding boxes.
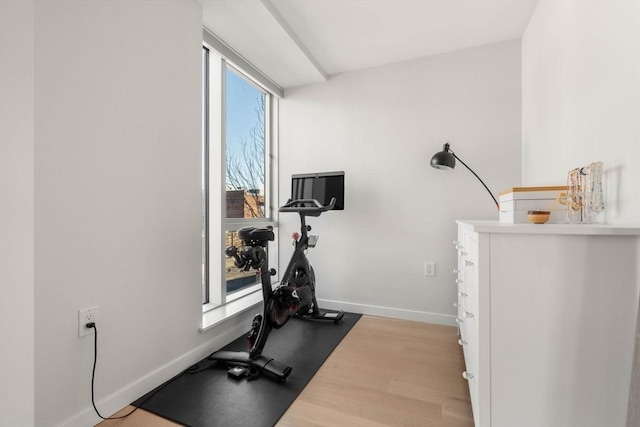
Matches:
[267,299,290,328]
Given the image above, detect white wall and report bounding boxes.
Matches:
[33,1,200,425]
[522,0,640,225]
[0,1,260,426]
[0,1,35,426]
[279,40,522,323]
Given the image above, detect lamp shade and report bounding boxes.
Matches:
[430,143,456,170]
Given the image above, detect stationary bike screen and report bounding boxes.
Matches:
[291,171,344,210]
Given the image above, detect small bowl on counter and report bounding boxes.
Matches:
[528,210,551,224]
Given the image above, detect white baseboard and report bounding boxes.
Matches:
[61,314,252,427]
[62,300,454,426]
[317,298,457,327]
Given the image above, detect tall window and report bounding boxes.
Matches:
[224,66,270,294]
[202,45,278,308]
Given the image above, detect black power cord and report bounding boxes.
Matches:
[87,322,197,421]
[86,322,139,420]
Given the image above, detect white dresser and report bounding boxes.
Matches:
[455,220,640,427]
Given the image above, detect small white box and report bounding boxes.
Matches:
[498,186,568,224]
[499,186,568,203]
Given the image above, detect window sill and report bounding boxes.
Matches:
[200,289,263,332]
[227,283,261,302]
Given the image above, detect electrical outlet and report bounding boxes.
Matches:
[424,261,436,277]
[78,306,99,338]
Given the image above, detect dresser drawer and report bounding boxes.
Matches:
[461,329,480,424]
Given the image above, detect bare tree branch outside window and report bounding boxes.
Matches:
[226,94,266,219]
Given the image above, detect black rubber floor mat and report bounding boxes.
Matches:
[133,312,361,427]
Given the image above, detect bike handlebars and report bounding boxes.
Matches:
[279,197,336,214]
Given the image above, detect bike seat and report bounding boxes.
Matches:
[238,227,275,243]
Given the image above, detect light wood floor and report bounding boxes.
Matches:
[98,316,473,427]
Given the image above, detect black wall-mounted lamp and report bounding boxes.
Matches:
[430,142,500,210]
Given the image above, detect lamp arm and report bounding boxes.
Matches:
[451,152,500,210]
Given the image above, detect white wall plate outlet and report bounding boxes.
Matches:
[425,261,436,277]
[78,306,99,338]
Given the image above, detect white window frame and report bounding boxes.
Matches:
[201,39,280,321]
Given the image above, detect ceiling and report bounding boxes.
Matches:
[201,0,538,90]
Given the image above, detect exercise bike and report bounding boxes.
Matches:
[207,196,343,382]
[279,197,344,323]
[208,226,296,382]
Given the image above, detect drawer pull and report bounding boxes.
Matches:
[462,371,474,380]
[465,260,474,267]
[455,317,464,324]
[455,278,463,284]
[458,339,467,346]
[453,240,461,247]
[458,292,468,298]
[453,268,460,274]
[453,302,460,308]
[465,311,474,319]
[459,251,468,256]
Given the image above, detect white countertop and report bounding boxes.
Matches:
[456,220,640,236]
